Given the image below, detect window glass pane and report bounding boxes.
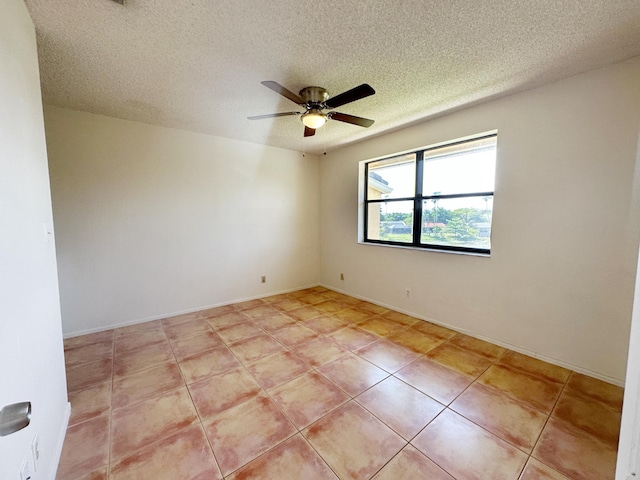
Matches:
[367,154,416,200]
[367,200,413,243]
[421,196,492,250]
[422,136,496,196]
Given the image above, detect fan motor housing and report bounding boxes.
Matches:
[299,87,329,105]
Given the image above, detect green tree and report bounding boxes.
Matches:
[446,208,482,241]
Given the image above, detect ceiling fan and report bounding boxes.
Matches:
[248,81,375,137]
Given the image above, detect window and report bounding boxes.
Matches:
[363,133,497,254]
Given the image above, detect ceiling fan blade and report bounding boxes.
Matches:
[261,81,305,105]
[248,112,300,120]
[329,112,375,128]
[304,126,316,137]
[325,84,375,109]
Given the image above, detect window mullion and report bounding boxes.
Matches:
[413,151,424,245]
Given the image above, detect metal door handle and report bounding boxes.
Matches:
[0,402,31,436]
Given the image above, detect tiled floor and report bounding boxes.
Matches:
[58,287,624,480]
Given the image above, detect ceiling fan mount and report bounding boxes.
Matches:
[299,86,330,105]
[248,81,375,137]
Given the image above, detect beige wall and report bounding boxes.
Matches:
[320,57,640,383]
[45,107,320,335]
[0,1,68,478]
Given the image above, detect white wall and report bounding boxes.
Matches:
[0,1,69,479]
[45,107,320,336]
[320,58,640,383]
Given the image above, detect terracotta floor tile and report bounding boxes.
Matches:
[59,291,623,480]
[215,320,264,344]
[56,414,110,480]
[203,394,296,476]
[68,381,112,426]
[112,362,183,410]
[206,311,248,329]
[552,388,622,447]
[565,372,624,410]
[233,299,268,311]
[298,292,330,305]
[69,466,108,480]
[387,328,444,354]
[160,311,203,327]
[520,458,571,480]
[228,333,286,363]
[251,312,297,331]
[498,350,571,384]
[357,301,390,316]
[356,376,443,440]
[178,345,240,384]
[162,319,213,341]
[202,304,236,316]
[64,330,114,349]
[227,434,338,480]
[358,317,407,338]
[395,357,472,404]
[64,338,114,367]
[381,310,420,326]
[114,320,162,337]
[261,293,287,303]
[426,343,495,378]
[287,305,324,322]
[448,333,507,360]
[302,314,348,334]
[169,329,224,359]
[66,357,113,392]
[113,340,174,377]
[269,371,349,429]
[314,300,347,314]
[188,366,261,420]
[357,339,421,373]
[245,350,310,390]
[333,307,372,324]
[372,444,454,480]
[532,417,618,480]
[412,409,528,480]
[114,329,168,356]
[270,323,319,347]
[318,353,389,396]
[478,364,564,414]
[450,382,547,452]
[237,304,276,319]
[326,326,380,351]
[109,424,222,480]
[270,297,306,311]
[302,401,406,480]
[328,293,361,305]
[291,336,349,368]
[411,320,457,340]
[110,387,198,461]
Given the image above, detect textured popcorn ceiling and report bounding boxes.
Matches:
[25,0,640,154]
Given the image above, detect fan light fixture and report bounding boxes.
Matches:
[301,109,327,129]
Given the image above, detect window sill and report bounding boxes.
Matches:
[358,240,491,257]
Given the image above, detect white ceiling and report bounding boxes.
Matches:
[25,0,640,154]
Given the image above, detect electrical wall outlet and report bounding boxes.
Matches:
[405,288,411,298]
[340,273,344,281]
[261,275,266,283]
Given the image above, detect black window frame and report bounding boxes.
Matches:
[363,133,497,255]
